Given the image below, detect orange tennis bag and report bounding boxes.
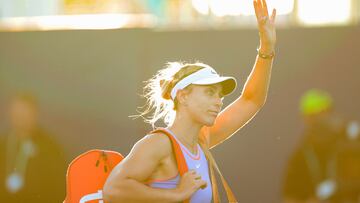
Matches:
[63,128,237,203]
[63,129,191,203]
[63,149,124,203]
[62,128,189,203]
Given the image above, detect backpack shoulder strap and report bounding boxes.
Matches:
[150,128,188,176]
[149,128,190,203]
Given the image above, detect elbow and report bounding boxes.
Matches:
[242,92,266,108]
[243,94,266,109]
[102,188,115,203]
[102,184,116,203]
[103,179,127,203]
[250,95,267,108]
[257,99,267,108]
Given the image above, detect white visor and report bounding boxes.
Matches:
[170,67,237,100]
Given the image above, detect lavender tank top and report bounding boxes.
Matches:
[146,128,213,203]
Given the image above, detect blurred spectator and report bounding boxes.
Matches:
[0,93,67,203]
[282,89,360,203]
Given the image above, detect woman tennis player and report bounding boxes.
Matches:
[103,0,276,202]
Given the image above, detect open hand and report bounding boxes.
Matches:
[253,0,277,53]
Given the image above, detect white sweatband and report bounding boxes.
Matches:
[170,67,219,100]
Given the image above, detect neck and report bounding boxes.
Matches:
[168,111,203,151]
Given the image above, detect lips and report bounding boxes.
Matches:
[208,110,219,116]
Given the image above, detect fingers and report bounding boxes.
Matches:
[185,170,199,178]
[253,0,259,18]
[261,0,269,17]
[253,0,265,23]
[254,0,273,23]
[199,180,207,189]
[193,172,206,189]
[270,8,276,23]
[189,170,201,179]
[187,170,206,188]
[184,170,195,175]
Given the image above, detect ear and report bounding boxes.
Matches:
[176,89,189,106]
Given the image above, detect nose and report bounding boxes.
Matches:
[215,96,223,109]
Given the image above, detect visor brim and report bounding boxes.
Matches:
[192,76,237,97]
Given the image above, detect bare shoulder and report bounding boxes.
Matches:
[105,132,173,183]
[138,132,173,160]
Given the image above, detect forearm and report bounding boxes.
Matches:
[104,178,182,203]
[241,46,274,106]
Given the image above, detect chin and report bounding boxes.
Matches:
[203,118,217,126]
[204,123,215,127]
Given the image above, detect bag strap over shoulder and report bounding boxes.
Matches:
[198,132,238,203]
[151,128,238,203]
[203,146,238,203]
[150,128,190,203]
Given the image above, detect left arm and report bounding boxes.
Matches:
[202,0,277,149]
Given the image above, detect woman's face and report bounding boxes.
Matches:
[182,83,224,126]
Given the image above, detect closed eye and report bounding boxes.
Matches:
[206,87,223,99]
[206,89,215,95]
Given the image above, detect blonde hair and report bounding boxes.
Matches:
[131,62,208,129]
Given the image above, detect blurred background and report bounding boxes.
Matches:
[0,0,359,202]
